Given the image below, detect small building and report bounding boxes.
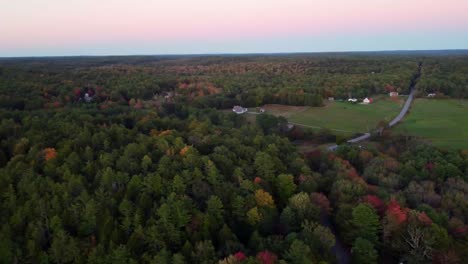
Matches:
[427,93,436,97]
[389,92,399,97]
[328,97,335,101]
[362,97,373,104]
[259,108,265,113]
[232,105,248,114]
[84,93,93,103]
[348,98,358,103]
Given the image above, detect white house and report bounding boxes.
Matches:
[389,92,399,97]
[348,98,358,103]
[84,93,93,103]
[427,93,436,97]
[362,98,373,104]
[232,105,248,114]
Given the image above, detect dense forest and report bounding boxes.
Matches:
[0,55,423,111]
[0,54,467,263]
[416,57,468,98]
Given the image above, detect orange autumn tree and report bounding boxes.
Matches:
[180,145,190,156]
[43,148,57,161]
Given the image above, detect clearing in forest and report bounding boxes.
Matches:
[286,97,404,134]
[395,99,468,150]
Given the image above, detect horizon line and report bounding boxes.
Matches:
[1,48,468,59]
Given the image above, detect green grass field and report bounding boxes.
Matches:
[287,97,404,134]
[395,99,468,150]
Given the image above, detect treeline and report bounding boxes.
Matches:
[0,55,422,111]
[193,91,323,109]
[416,56,468,98]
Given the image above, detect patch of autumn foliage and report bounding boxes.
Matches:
[149,129,174,137]
[432,250,460,264]
[364,195,385,215]
[448,218,467,237]
[297,174,307,184]
[366,184,379,194]
[310,192,331,214]
[43,148,57,161]
[180,146,190,156]
[384,84,396,92]
[461,149,468,158]
[255,189,275,208]
[383,158,399,172]
[256,250,277,264]
[234,252,247,262]
[133,100,143,109]
[165,148,175,156]
[386,199,408,225]
[73,88,82,97]
[417,212,433,226]
[425,162,435,172]
[254,177,262,184]
[359,150,373,165]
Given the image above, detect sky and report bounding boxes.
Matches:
[1,0,468,57]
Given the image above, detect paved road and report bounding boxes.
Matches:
[326,62,422,151]
[347,133,371,143]
[388,88,416,127]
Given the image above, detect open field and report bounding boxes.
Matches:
[262,104,310,118]
[395,99,468,150]
[285,97,404,134]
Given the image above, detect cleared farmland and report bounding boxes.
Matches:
[395,99,468,150]
[286,97,404,134]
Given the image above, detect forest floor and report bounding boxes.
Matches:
[395,98,468,150]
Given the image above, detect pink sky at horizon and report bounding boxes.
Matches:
[1,0,468,56]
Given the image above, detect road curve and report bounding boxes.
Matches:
[327,62,422,151]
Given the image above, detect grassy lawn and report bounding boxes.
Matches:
[395,99,468,150]
[287,97,404,134]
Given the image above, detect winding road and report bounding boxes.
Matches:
[327,62,422,151]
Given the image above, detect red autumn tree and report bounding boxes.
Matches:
[254,177,262,184]
[384,84,395,92]
[386,199,408,225]
[425,162,434,172]
[256,250,277,264]
[234,251,247,262]
[44,148,57,161]
[364,195,385,215]
[310,192,331,215]
[417,212,433,226]
[73,88,82,97]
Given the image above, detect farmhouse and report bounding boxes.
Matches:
[84,93,93,103]
[232,105,248,114]
[427,93,436,97]
[348,98,358,103]
[389,92,399,97]
[362,97,373,104]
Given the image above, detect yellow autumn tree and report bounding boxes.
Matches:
[255,189,275,208]
[246,207,262,226]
